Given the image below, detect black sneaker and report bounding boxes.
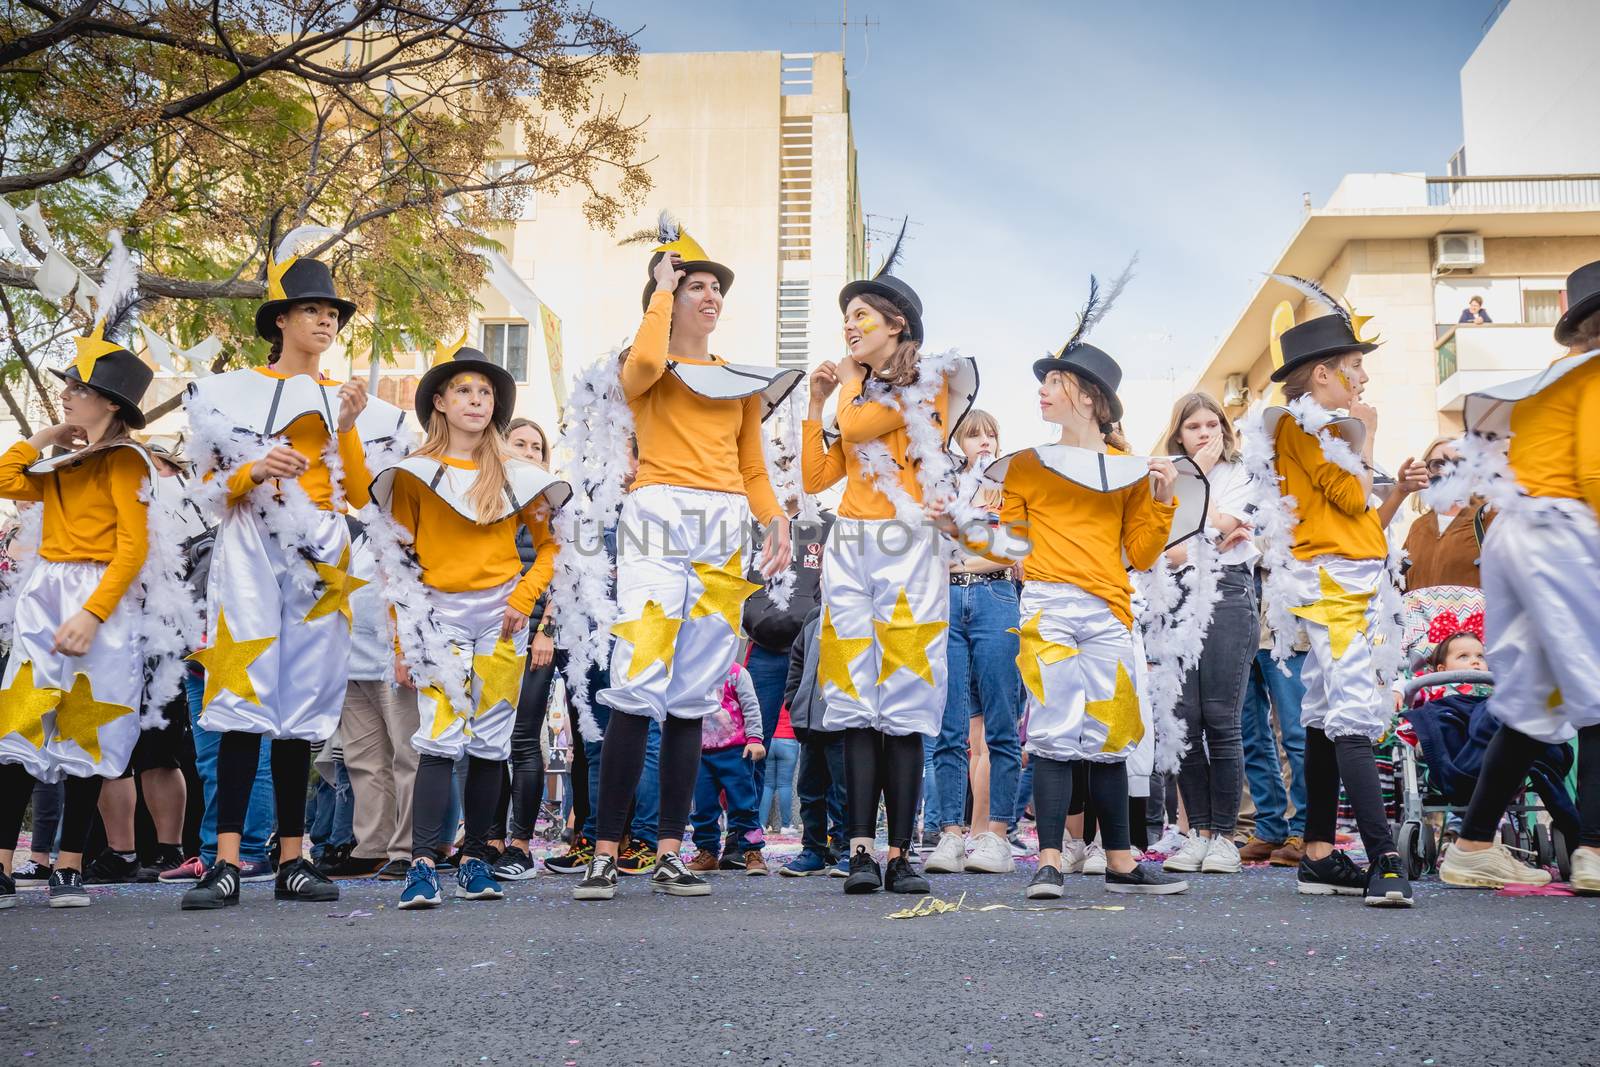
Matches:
[83,849,141,885]
[884,854,931,895]
[376,858,411,881]
[322,851,385,879]
[142,846,185,882]
[1025,864,1065,900]
[1297,850,1367,897]
[181,860,241,911]
[0,866,14,909]
[1364,853,1415,908]
[12,858,51,886]
[1106,862,1190,895]
[48,867,91,908]
[716,850,747,872]
[545,836,594,875]
[573,854,618,901]
[651,853,711,897]
[843,846,882,895]
[492,846,538,882]
[275,857,340,902]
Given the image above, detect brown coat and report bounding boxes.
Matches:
[1404,507,1491,591]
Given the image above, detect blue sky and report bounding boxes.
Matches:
[597,0,1495,446]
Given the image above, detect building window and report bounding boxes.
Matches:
[482,322,529,382]
[1523,289,1562,326]
[777,280,810,369]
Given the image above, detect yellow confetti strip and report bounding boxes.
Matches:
[886,892,1126,919]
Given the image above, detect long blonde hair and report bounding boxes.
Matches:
[1161,392,1240,462]
[416,373,514,524]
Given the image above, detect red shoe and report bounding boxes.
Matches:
[158,856,207,884]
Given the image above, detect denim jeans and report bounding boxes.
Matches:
[1175,565,1255,834]
[580,692,661,846]
[307,760,355,849]
[690,745,765,856]
[1241,649,1308,842]
[934,578,1023,829]
[921,735,939,835]
[1012,761,1034,831]
[760,736,800,827]
[185,669,274,865]
[745,643,791,790]
[795,728,846,856]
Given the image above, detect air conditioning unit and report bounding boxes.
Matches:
[1222,373,1249,409]
[1434,233,1484,270]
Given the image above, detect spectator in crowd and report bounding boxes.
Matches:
[1458,296,1491,324]
[1404,436,1490,591]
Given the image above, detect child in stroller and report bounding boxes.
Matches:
[1389,590,1577,881]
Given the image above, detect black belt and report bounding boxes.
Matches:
[949,571,1010,587]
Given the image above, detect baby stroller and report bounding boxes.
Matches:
[1389,585,1577,880]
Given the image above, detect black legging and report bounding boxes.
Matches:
[0,761,37,853]
[412,753,503,861]
[1462,723,1600,847]
[58,775,104,862]
[506,655,559,842]
[215,732,311,840]
[843,727,923,850]
[595,710,699,844]
[1303,727,1395,858]
[1034,758,1130,853]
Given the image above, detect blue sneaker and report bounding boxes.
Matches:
[397,861,442,910]
[830,854,849,879]
[780,849,831,877]
[455,857,504,901]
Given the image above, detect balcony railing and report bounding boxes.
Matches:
[1425,174,1600,208]
[1434,324,1555,411]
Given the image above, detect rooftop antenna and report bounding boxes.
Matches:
[790,0,879,69]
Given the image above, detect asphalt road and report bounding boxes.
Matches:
[3,863,1596,1065]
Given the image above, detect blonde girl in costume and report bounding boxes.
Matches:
[573,216,799,901]
[952,279,1188,900]
[367,338,569,909]
[803,235,979,896]
[0,307,156,909]
[1246,276,1412,907]
[1439,259,1600,893]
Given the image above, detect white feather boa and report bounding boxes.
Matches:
[0,502,43,644]
[1132,535,1222,775]
[133,479,206,726]
[759,388,808,612]
[546,354,636,744]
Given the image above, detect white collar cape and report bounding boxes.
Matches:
[981,444,1211,560]
[820,354,979,449]
[1462,348,1600,437]
[188,368,408,443]
[666,358,804,421]
[27,439,158,483]
[368,455,572,524]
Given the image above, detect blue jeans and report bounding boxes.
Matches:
[796,729,846,856]
[760,737,800,827]
[934,579,1023,829]
[185,670,274,865]
[745,644,791,789]
[921,736,939,835]
[307,760,355,850]
[1013,761,1034,830]
[1241,649,1308,842]
[580,694,661,846]
[690,745,765,856]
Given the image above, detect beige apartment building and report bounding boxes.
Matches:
[1186,0,1600,476]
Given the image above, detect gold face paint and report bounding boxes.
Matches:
[1337,370,1350,389]
[858,315,880,335]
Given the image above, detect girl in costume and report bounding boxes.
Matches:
[0,279,160,909]
[1242,275,1412,907]
[951,273,1189,900]
[180,228,407,910]
[1158,393,1258,876]
[1437,258,1600,893]
[366,338,570,909]
[571,215,800,901]
[801,231,980,896]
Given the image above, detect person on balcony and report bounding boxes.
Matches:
[1458,297,1492,325]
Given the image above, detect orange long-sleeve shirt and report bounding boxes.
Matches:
[1273,417,1386,562]
[986,448,1174,629]
[387,461,556,616]
[800,377,950,520]
[224,369,371,511]
[620,292,781,526]
[0,440,150,621]
[1507,354,1600,518]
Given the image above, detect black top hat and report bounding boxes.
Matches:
[1270,315,1378,382]
[414,339,518,434]
[1555,259,1600,346]
[837,218,924,344]
[1033,343,1124,422]
[52,346,154,430]
[255,258,357,343]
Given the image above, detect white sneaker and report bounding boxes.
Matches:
[1200,836,1242,874]
[1061,839,1088,874]
[965,831,1015,874]
[924,831,967,874]
[1082,842,1107,876]
[1148,826,1188,857]
[1438,842,1552,889]
[1162,834,1209,873]
[1571,848,1600,894]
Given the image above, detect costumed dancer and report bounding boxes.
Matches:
[801,227,980,896]
[1242,275,1412,907]
[572,215,801,901]
[1437,259,1600,894]
[365,336,570,910]
[179,228,407,910]
[951,271,1190,900]
[0,264,164,909]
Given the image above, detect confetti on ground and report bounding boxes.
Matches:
[886,892,1126,919]
[1495,882,1576,897]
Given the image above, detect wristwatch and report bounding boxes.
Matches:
[539,620,556,638]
